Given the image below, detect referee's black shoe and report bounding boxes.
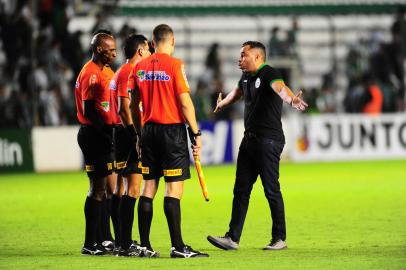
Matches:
[81,243,108,255]
[112,245,120,256]
[102,240,115,253]
[130,240,141,250]
[139,246,160,258]
[170,245,209,258]
[117,246,142,257]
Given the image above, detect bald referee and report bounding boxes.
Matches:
[75,33,117,255]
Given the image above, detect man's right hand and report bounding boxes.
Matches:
[291,91,308,111]
[214,92,223,113]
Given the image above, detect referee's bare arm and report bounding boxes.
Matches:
[178,93,201,158]
[119,94,140,141]
[214,87,243,113]
[118,96,133,126]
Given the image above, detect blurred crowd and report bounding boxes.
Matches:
[302,8,406,115]
[1,1,405,129]
[1,0,78,128]
[0,0,136,128]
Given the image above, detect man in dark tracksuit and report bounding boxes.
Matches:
[207,41,307,250]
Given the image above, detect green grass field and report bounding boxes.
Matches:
[0,160,405,270]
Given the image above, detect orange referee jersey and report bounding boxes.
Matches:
[75,61,114,125]
[128,53,190,124]
[109,62,133,125]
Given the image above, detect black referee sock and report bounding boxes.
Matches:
[84,196,102,247]
[120,195,136,249]
[138,196,153,249]
[103,197,113,241]
[110,194,121,246]
[128,196,136,243]
[164,197,185,250]
[96,196,104,245]
[97,196,113,244]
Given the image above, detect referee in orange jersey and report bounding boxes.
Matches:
[127,24,209,258]
[91,29,116,253]
[75,32,116,255]
[99,43,116,253]
[109,34,151,256]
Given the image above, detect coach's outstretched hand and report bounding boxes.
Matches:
[214,92,223,113]
[291,91,308,111]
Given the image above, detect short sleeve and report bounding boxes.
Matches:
[268,67,284,85]
[173,61,190,96]
[117,69,130,98]
[238,74,244,90]
[82,72,100,100]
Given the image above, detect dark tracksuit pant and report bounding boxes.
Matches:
[228,132,286,243]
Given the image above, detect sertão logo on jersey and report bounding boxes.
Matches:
[255,78,261,88]
[136,70,145,81]
[136,70,171,82]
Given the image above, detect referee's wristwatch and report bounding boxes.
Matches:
[191,129,202,137]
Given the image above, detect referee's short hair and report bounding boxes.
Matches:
[92,29,113,36]
[91,33,114,54]
[153,24,174,45]
[242,41,266,60]
[124,34,148,59]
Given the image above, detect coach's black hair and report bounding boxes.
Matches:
[242,41,266,60]
[124,34,148,59]
[153,24,173,45]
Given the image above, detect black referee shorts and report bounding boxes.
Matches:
[77,125,114,179]
[141,122,190,182]
[114,125,142,176]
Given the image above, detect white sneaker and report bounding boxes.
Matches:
[263,239,287,250]
[207,233,239,250]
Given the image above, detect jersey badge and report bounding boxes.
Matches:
[109,80,117,90]
[255,78,261,88]
[89,74,98,85]
[101,101,110,112]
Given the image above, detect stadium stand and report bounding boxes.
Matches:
[0,0,404,128]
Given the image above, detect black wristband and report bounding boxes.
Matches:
[192,129,202,137]
[125,125,138,139]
